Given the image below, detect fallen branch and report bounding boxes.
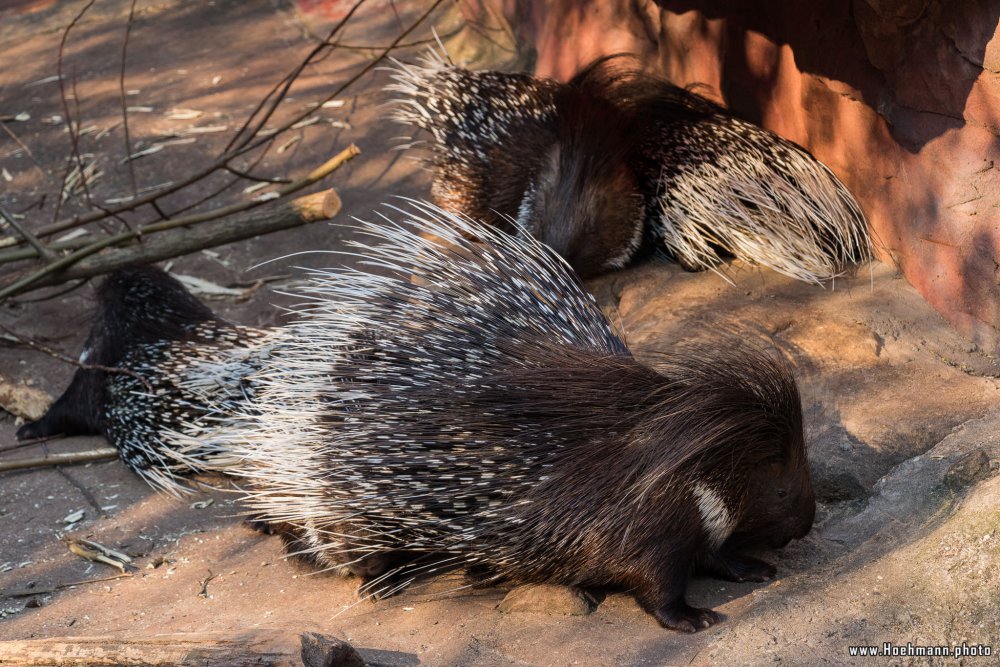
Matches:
[0,448,119,473]
[0,631,365,667]
[0,145,358,298]
[15,188,343,291]
[2,573,131,600]
[5,0,444,248]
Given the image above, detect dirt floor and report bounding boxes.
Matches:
[1,2,999,666]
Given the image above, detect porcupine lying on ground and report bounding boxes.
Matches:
[386,51,871,283]
[20,201,815,632]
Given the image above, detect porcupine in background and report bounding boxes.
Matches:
[386,51,870,283]
[16,267,267,492]
[21,202,815,632]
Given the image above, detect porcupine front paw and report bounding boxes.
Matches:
[700,550,776,583]
[654,602,722,633]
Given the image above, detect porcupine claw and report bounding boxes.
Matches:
[654,603,722,633]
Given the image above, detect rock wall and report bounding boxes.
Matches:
[469,0,1000,351]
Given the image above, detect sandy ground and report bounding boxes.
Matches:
[1,2,999,666]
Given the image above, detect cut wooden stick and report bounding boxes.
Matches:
[0,448,118,473]
[0,630,365,667]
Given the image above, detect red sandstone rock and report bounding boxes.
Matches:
[470,0,1000,350]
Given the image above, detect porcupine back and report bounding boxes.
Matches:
[386,50,871,284]
[387,49,561,235]
[17,267,269,492]
[227,201,811,603]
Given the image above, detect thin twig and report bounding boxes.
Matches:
[12,279,88,303]
[56,3,97,214]
[223,165,291,184]
[0,321,154,393]
[0,433,64,453]
[0,448,119,473]
[1,573,132,599]
[68,70,97,209]
[0,207,55,260]
[223,0,368,154]
[55,467,107,518]
[119,0,139,200]
[197,571,217,598]
[0,120,43,169]
[163,143,272,219]
[234,0,448,161]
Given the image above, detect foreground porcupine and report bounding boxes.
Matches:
[16,267,267,492]
[22,202,815,631]
[387,51,870,283]
[227,202,816,632]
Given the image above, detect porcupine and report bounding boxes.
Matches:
[16,266,268,492]
[21,201,815,631]
[386,50,871,283]
[225,201,815,632]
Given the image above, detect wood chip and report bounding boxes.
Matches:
[171,273,247,299]
[176,125,228,136]
[242,182,268,195]
[120,145,163,163]
[25,75,60,87]
[63,537,135,573]
[0,375,52,420]
[55,228,89,243]
[62,510,85,525]
[166,108,203,120]
[276,136,301,154]
[290,117,319,130]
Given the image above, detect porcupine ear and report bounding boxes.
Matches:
[16,266,219,441]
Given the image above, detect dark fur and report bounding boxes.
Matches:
[17,267,219,442]
[23,265,814,633]
[299,337,814,632]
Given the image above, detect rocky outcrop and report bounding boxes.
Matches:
[470,0,1000,352]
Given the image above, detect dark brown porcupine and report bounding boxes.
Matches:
[387,51,871,283]
[224,202,816,632]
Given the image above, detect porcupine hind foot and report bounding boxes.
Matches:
[653,601,722,634]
